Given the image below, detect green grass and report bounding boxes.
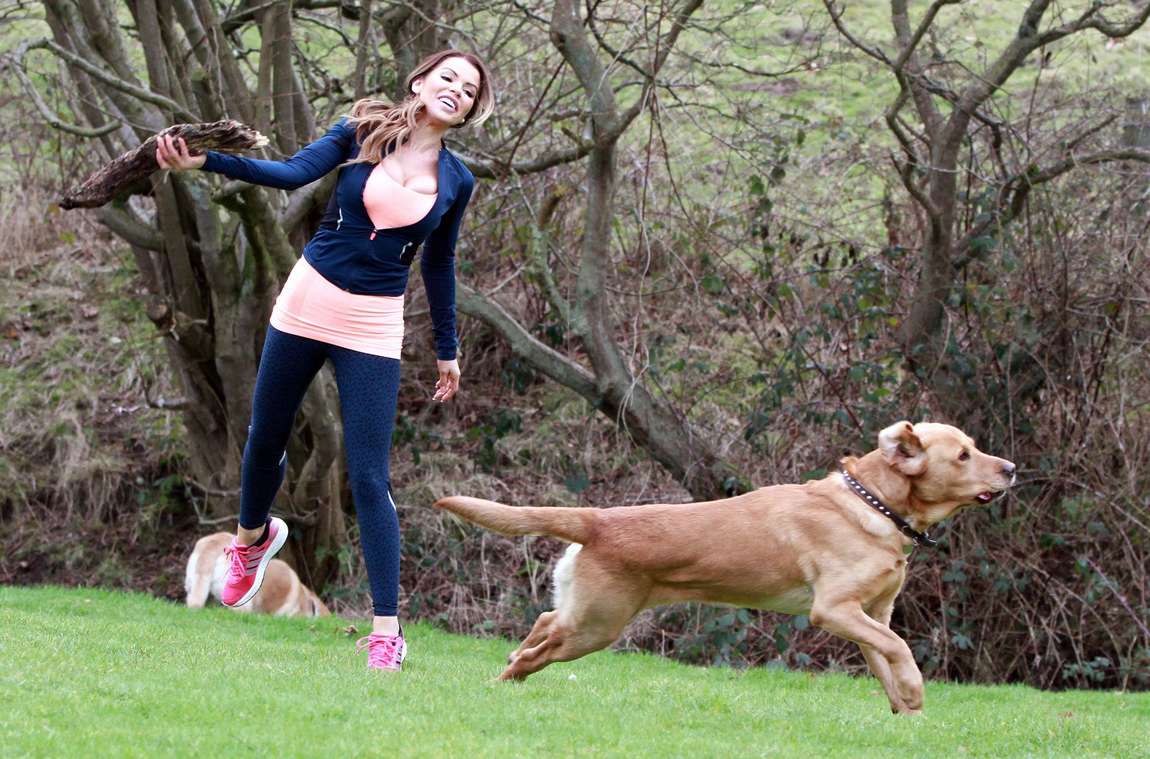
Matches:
[1,587,1145,758]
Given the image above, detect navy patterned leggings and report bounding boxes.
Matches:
[239,325,402,616]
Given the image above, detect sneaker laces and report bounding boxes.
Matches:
[355,633,403,669]
[224,543,259,582]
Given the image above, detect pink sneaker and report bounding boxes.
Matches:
[221,516,289,607]
[356,631,407,672]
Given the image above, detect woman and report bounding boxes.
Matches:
[156,49,495,671]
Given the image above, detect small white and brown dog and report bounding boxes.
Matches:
[184,532,330,618]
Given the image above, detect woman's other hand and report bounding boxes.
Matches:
[434,359,460,402]
[155,134,206,171]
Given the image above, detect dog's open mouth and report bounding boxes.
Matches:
[975,491,1003,504]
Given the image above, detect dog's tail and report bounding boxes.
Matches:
[434,496,595,544]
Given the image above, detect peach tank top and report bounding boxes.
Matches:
[270,162,438,358]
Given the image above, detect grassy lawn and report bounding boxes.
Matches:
[0,586,1145,758]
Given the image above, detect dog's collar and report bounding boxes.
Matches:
[840,469,937,548]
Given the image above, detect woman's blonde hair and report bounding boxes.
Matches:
[347,50,494,164]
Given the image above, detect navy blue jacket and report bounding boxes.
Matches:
[201,117,474,360]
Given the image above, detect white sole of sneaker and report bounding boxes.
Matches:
[231,516,289,608]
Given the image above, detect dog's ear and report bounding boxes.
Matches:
[878,421,927,476]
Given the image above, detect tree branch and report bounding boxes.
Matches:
[550,0,619,136]
[455,141,590,179]
[60,121,268,209]
[586,0,647,77]
[613,0,702,128]
[4,53,120,137]
[823,1,891,65]
[98,203,163,250]
[892,0,961,72]
[953,147,1150,266]
[947,0,1057,141]
[1039,0,1150,46]
[25,38,199,122]
[890,0,945,137]
[278,172,338,235]
[884,89,938,216]
[457,284,598,401]
[352,0,373,100]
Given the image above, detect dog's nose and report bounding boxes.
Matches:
[1002,462,1015,476]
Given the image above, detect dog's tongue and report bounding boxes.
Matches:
[976,492,995,503]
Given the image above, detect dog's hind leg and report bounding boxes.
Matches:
[507,544,582,664]
[500,557,645,681]
[499,616,624,681]
[508,610,558,665]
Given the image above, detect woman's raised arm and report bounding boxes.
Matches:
[157,118,354,191]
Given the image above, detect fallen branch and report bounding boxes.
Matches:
[59,121,268,210]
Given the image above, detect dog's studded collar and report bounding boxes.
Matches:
[840,469,937,548]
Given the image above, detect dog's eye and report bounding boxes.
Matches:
[959,450,970,461]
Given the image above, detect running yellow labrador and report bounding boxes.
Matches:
[435,421,1015,714]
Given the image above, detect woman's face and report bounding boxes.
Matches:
[413,57,482,127]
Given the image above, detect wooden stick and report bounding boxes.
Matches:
[59,121,268,210]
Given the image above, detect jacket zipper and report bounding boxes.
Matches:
[338,204,413,253]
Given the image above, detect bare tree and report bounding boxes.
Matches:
[451,0,756,500]
[824,0,1150,371]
